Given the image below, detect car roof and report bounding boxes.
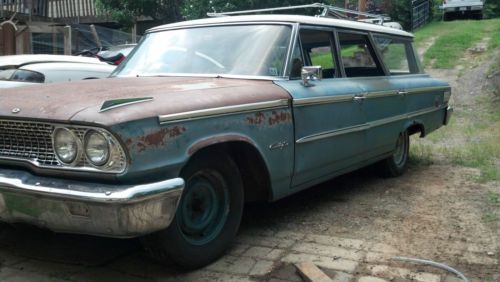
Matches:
[0,55,107,68]
[148,15,413,38]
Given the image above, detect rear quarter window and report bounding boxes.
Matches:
[372,35,420,75]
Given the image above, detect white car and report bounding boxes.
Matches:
[441,0,483,20]
[357,18,403,30]
[0,55,116,88]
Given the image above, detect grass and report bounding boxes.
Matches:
[410,96,499,182]
[414,18,500,68]
[408,137,434,166]
[483,213,500,223]
[310,52,335,69]
[446,139,500,182]
[488,192,500,205]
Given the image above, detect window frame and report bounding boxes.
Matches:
[292,25,341,79]
[371,33,422,75]
[335,29,388,78]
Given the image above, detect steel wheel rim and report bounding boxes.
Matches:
[178,169,229,245]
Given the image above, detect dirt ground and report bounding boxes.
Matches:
[0,40,498,282]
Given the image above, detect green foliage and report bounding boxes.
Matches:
[96,0,183,28]
[386,0,412,31]
[489,192,500,205]
[484,1,500,19]
[181,0,345,20]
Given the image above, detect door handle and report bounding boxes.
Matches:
[353,94,366,102]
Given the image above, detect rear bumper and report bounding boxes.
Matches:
[0,168,184,238]
[444,106,453,125]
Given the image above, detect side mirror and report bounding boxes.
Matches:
[301,66,322,87]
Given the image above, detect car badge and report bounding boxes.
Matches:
[11,108,21,114]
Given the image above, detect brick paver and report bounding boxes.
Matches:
[0,228,490,281]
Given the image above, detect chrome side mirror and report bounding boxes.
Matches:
[301,66,322,87]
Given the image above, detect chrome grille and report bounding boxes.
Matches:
[0,119,127,173]
[0,120,59,166]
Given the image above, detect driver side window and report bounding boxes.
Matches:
[299,29,337,79]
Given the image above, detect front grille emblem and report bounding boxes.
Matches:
[11,108,21,114]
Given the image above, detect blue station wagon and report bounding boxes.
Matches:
[0,11,452,268]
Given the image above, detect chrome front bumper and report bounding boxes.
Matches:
[0,168,184,238]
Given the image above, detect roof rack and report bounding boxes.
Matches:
[207,3,391,23]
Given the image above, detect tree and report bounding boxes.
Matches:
[385,0,412,30]
[96,0,183,29]
[182,0,345,20]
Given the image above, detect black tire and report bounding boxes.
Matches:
[378,131,409,177]
[142,150,244,269]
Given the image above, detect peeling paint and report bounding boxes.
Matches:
[268,111,292,126]
[127,126,186,153]
[246,112,265,125]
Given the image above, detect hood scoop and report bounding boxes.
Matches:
[99,97,154,112]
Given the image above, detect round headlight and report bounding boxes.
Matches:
[84,130,110,166]
[54,128,79,164]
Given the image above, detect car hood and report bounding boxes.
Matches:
[0,76,291,126]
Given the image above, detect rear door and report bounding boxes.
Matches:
[336,31,409,160]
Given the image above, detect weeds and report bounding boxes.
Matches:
[488,192,500,205]
[446,140,499,182]
[409,141,434,165]
[483,213,500,223]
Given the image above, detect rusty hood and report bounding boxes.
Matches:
[0,76,291,126]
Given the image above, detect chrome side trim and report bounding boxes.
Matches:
[407,106,445,118]
[158,99,290,124]
[293,95,353,106]
[296,106,446,144]
[365,90,397,99]
[116,73,288,81]
[296,124,369,144]
[406,86,450,94]
[293,86,449,107]
[368,113,406,128]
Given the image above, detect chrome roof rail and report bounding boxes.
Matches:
[207,3,391,23]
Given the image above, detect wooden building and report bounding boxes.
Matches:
[0,0,116,55]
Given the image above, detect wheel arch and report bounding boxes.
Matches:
[404,120,426,137]
[186,135,273,203]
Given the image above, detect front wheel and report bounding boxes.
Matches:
[142,151,244,269]
[378,131,409,177]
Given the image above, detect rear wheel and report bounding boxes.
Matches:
[378,131,409,177]
[142,151,244,269]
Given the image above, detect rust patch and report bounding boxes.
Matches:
[128,126,186,153]
[246,112,265,125]
[141,126,186,147]
[268,111,292,126]
[136,142,146,153]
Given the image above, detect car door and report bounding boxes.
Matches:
[335,31,409,160]
[275,27,368,189]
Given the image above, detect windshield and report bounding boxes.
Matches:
[0,69,45,83]
[113,24,292,78]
